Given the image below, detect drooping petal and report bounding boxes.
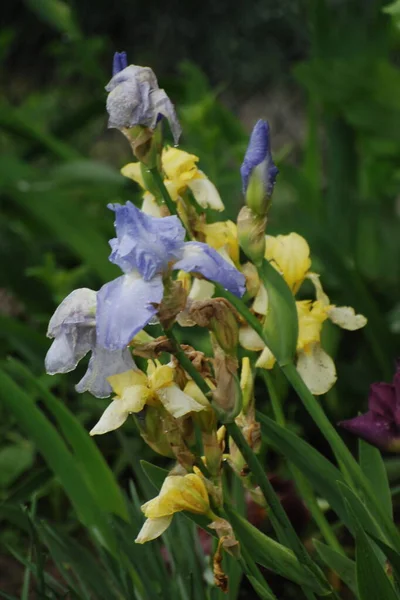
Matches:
[368,382,396,418]
[45,328,95,375]
[296,344,337,395]
[90,399,129,436]
[187,176,224,211]
[157,383,206,418]
[47,288,96,339]
[328,306,367,331]
[240,120,279,196]
[339,412,398,451]
[76,346,136,398]
[239,326,265,351]
[135,516,173,543]
[107,369,148,397]
[96,272,164,350]
[174,242,245,298]
[108,202,185,278]
[265,233,311,294]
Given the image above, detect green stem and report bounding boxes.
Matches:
[262,370,343,555]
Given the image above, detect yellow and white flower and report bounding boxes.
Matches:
[121,147,224,213]
[240,233,367,395]
[90,362,207,435]
[135,473,210,543]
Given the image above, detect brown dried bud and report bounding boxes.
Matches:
[121,124,162,169]
[212,348,242,421]
[157,280,188,330]
[189,298,240,356]
[131,335,173,358]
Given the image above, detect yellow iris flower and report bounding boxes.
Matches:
[135,473,210,543]
[240,232,367,395]
[121,147,224,213]
[90,362,207,436]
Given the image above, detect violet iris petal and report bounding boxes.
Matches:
[112,51,128,76]
[76,346,135,398]
[240,119,279,196]
[96,273,164,350]
[173,242,246,298]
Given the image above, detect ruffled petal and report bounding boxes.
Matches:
[47,288,96,338]
[157,383,206,418]
[187,176,224,211]
[328,306,367,331]
[96,272,164,350]
[296,344,337,395]
[174,242,245,297]
[135,516,173,543]
[45,328,95,375]
[75,346,136,398]
[90,399,129,435]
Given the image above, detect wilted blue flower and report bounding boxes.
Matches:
[339,361,400,451]
[112,51,128,76]
[45,288,135,398]
[106,63,182,144]
[240,120,279,197]
[97,202,246,350]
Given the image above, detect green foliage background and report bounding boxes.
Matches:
[0,0,400,597]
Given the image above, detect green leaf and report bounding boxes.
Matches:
[246,576,278,600]
[0,369,115,549]
[7,359,128,520]
[24,0,80,38]
[314,540,357,594]
[257,412,349,525]
[0,441,34,487]
[225,508,328,594]
[337,481,385,543]
[359,439,392,517]
[367,534,400,589]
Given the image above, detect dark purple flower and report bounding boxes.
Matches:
[112,51,128,76]
[240,120,279,196]
[339,361,400,451]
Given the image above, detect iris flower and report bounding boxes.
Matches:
[239,232,367,395]
[135,473,210,543]
[121,146,224,214]
[90,361,208,436]
[339,362,400,451]
[96,202,245,351]
[106,59,182,144]
[45,288,135,398]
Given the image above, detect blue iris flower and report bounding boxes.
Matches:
[240,120,279,197]
[96,202,246,350]
[112,51,128,76]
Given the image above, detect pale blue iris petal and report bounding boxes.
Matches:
[47,288,96,339]
[108,202,185,279]
[96,272,164,350]
[173,242,246,298]
[75,346,135,398]
[45,328,95,375]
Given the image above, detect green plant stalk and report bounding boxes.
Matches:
[213,284,400,552]
[164,327,329,592]
[262,370,343,555]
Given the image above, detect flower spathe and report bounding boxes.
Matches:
[240,119,279,198]
[90,361,207,436]
[96,202,245,351]
[121,146,224,212]
[106,64,182,144]
[135,473,210,543]
[339,362,400,451]
[240,232,367,395]
[45,288,135,398]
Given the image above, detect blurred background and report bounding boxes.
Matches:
[1,0,400,596]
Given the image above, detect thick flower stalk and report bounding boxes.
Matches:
[339,361,400,451]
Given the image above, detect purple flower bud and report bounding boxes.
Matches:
[339,361,400,451]
[112,51,128,76]
[240,120,279,198]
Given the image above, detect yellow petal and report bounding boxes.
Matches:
[252,283,268,315]
[296,344,337,395]
[143,474,209,518]
[328,306,367,331]
[164,179,180,201]
[157,384,206,418]
[162,147,199,182]
[107,369,148,397]
[135,516,173,543]
[183,380,210,407]
[202,221,239,264]
[121,384,151,412]
[149,365,175,391]
[120,162,145,188]
[306,272,330,306]
[189,278,215,301]
[239,326,265,351]
[89,400,128,436]
[255,346,276,369]
[187,176,224,211]
[265,233,311,294]
[142,192,162,217]
[296,301,328,351]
